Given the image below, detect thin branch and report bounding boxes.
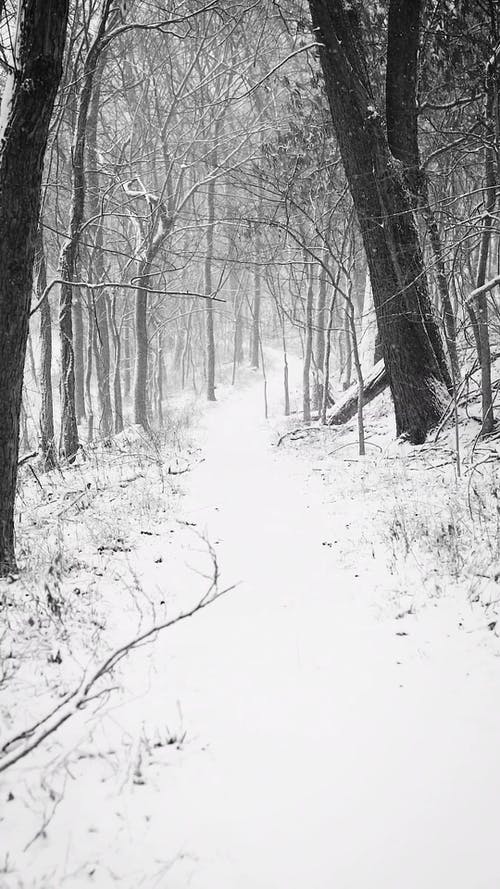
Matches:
[30,278,225,317]
[0,573,235,774]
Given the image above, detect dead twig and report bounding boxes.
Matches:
[18,451,38,468]
[0,545,234,774]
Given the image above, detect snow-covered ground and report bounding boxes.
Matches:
[2,355,500,888]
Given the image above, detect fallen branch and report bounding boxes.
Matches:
[0,544,234,774]
[276,427,324,447]
[328,360,387,426]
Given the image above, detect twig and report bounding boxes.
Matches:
[0,569,234,774]
[18,451,38,468]
[276,426,324,447]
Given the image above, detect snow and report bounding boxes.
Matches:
[2,356,500,888]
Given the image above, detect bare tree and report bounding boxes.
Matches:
[0,0,69,574]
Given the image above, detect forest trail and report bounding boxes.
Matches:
[7,361,500,889]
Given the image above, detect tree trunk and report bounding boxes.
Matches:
[321,288,337,425]
[472,46,498,435]
[134,259,150,428]
[72,293,86,422]
[303,262,314,422]
[314,270,327,410]
[205,165,217,402]
[129,185,171,429]
[309,0,451,443]
[386,0,459,378]
[156,329,164,427]
[123,312,132,397]
[59,3,111,460]
[87,52,113,437]
[108,294,124,434]
[86,299,95,443]
[36,231,57,470]
[0,0,68,573]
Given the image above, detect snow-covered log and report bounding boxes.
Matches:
[328,360,387,426]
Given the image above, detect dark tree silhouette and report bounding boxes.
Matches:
[0,0,69,574]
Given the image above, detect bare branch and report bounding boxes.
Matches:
[0,561,235,774]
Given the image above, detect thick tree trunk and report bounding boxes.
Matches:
[386,0,421,194]
[309,0,451,443]
[0,0,68,573]
[386,0,459,378]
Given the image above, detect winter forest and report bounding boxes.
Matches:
[2,0,500,885]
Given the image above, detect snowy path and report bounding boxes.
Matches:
[6,366,500,888]
[122,369,500,889]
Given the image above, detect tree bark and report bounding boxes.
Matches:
[35,231,57,470]
[309,0,451,443]
[87,52,113,437]
[386,0,459,378]
[303,261,314,422]
[59,2,111,460]
[134,259,150,428]
[0,0,69,573]
[471,45,498,435]
[131,189,171,428]
[314,269,327,410]
[205,164,217,402]
[108,294,124,433]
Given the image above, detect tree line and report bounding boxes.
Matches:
[0,0,498,574]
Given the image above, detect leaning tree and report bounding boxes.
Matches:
[308,0,452,443]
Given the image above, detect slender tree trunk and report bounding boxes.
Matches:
[472,48,498,435]
[205,152,217,402]
[309,0,451,443]
[303,262,314,422]
[87,300,95,443]
[343,308,352,390]
[134,259,150,428]
[182,306,194,389]
[129,186,171,428]
[87,52,113,437]
[123,312,132,397]
[314,270,327,410]
[0,0,68,573]
[108,294,123,434]
[156,329,164,427]
[72,294,86,422]
[59,3,111,460]
[36,231,57,470]
[20,398,30,453]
